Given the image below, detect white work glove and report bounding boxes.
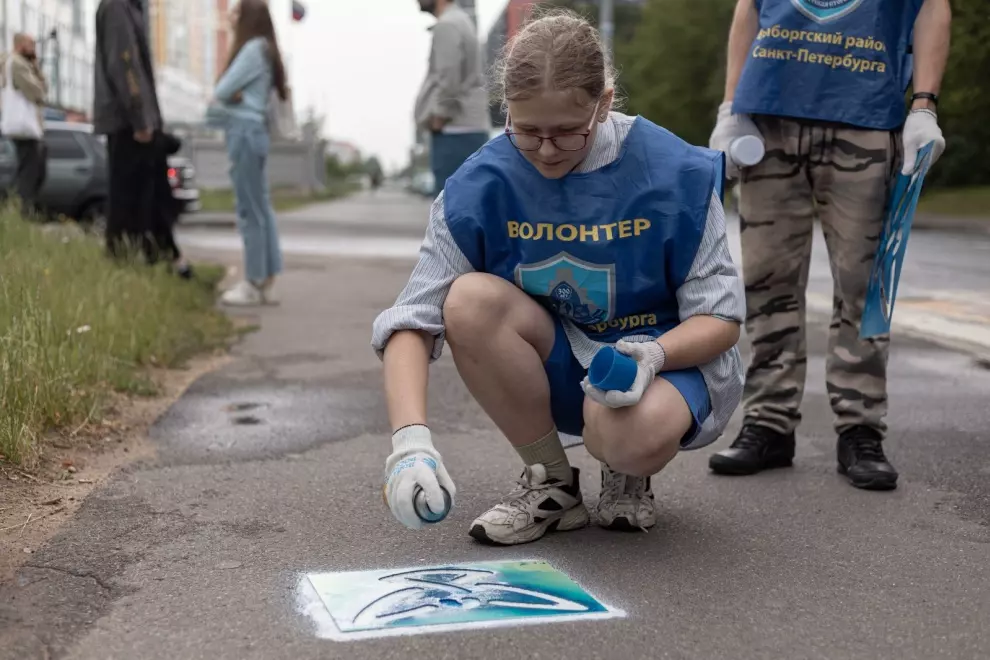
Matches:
[581,339,667,409]
[383,425,456,530]
[901,109,945,175]
[708,101,764,180]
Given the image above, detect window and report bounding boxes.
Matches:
[44,131,87,160]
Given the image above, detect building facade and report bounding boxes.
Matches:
[147,0,219,125]
[215,0,229,83]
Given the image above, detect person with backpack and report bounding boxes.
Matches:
[210,0,288,306]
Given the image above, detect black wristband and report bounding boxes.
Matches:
[911,92,939,106]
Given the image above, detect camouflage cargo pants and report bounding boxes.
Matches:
[738,116,901,437]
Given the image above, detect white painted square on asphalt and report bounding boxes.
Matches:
[298,559,624,641]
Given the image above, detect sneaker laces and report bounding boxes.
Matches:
[600,466,625,502]
[845,427,886,462]
[600,466,651,532]
[501,465,557,509]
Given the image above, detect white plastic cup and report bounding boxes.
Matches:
[729,134,765,168]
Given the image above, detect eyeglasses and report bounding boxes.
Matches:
[504,106,599,152]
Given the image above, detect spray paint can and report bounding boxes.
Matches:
[413,485,452,523]
[729,135,766,168]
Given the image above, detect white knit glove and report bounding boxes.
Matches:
[383,425,456,530]
[901,109,946,175]
[708,101,764,179]
[581,339,667,409]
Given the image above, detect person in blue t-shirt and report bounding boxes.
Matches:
[372,9,746,546]
[707,0,952,491]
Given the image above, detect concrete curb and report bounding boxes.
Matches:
[177,213,236,229]
[806,292,990,363]
[913,213,990,236]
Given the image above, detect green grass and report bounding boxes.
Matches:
[199,180,360,213]
[918,185,990,218]
[0,210,234,465]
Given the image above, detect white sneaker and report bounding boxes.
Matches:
[596,463,657,531]
[221,280,264,306]
[469,464,589,546]
[259,277,279,305]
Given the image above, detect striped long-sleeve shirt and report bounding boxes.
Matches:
[371,112,745,449]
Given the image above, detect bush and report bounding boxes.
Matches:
[924,0,990,188]
[0,211,233,465]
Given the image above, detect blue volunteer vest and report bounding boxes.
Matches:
[443,117,723,344]
[732,0,924,130]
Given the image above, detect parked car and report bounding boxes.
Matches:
[0,121,108,229]
[166,155,201,215]
[0,121,200,232]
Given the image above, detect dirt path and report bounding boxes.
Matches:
[0,352,231,580]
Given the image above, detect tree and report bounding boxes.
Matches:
[615,0,735,148]
[364,156,384,177]
[545,0,643,46]
[924,0,990,188]
[616,0,989,187]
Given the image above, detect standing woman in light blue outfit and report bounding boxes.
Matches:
[212,0,287,306]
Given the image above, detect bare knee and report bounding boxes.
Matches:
[443,273,508,342]
[604,429,680,477]
[583,390,690,477]
[443,272,554,357]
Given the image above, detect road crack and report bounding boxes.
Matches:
[22,564,112,595]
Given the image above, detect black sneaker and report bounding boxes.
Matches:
[709,424,796,475]
[837,425,898,491]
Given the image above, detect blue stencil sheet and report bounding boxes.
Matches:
[861,141,936,338]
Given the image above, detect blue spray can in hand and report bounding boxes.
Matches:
[589,345,639,392]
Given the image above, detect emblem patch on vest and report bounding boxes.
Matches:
[790,0,864,23]
[515,253,615,326]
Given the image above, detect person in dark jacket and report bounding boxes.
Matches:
[93,0,188,276]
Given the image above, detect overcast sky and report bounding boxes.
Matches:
[281,0,507,172]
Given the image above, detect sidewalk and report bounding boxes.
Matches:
[720,216,990,362]
[807,291,990,360]
[4,192,988,660]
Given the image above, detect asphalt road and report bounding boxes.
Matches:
[177,188,990,323]
[3,191,988,660]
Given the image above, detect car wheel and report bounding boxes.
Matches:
[80,201,108,237]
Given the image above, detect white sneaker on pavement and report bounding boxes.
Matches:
[221,280,264,307]
[469,464,589,546]
[596,463,657,531]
